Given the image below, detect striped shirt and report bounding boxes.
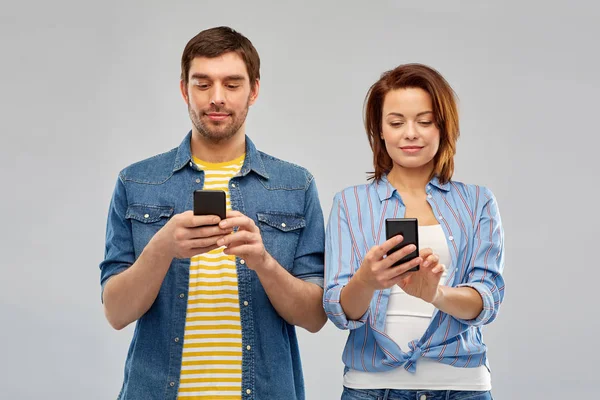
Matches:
[178,154,245,399]
[323,175,505,374]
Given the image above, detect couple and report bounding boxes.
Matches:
[99,26,505,400]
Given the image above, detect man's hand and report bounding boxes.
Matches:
[151,211,233,259]
[216,210,271,271]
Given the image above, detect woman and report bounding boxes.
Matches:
[324,64,505,400]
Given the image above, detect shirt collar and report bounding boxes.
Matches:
[375,173,450,202]
[173,131,269,179]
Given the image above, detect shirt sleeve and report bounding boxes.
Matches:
[323,192,369,330]
[98,174,134,303]
[291,177,325,288]
[455,187,506,326]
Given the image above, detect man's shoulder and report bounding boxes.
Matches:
[257,150,314,190]
[118,147,178,184]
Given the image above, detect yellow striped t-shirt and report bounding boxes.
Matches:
[178,154,245,400]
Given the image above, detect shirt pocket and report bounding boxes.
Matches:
[126,204,174,257]
[256,212,305,271]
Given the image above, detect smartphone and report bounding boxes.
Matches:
[385,218,420,271]
[193,190,226,222]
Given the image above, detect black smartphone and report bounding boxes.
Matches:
[193,190,226,222]
[385,218,420,271]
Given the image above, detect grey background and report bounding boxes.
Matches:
[1,1,598,399]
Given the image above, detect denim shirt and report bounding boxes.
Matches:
[99,132,325,400]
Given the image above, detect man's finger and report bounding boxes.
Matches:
[226,210,244,218]
[220,215,257,232]
[217,230,256,248]
[188,244,220,257]
[183,214,222,228]
[222,244,256,258]
[187,225,233,239]
[188,235,227,250]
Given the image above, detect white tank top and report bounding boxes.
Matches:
[344,224,491,391]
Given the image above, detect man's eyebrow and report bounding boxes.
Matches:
[189,74,246,81]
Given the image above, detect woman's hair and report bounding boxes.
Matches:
[364,63,459,183]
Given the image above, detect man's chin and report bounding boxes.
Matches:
[199,129,238,143]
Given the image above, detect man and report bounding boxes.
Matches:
[100,26,326,400]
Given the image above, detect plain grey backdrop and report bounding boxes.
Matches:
[1,1,598,399]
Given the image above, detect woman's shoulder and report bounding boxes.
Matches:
[333,180,382,200]
[446,179,498,207]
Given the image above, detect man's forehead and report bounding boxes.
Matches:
[189,53,249,79]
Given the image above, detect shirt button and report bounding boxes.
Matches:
[144,214,149,219]
[281,223,286,228]
[243,301,249,306]
[420,395,427,400]
[189,161,193,167]
[438,215,444,220]
[174,337,180,343]
[170,382,175,387]
[179,293,185,299]
[427,194,432,199]
[246,389,251,395]
[195,178,201,183]
[240,259,245,265]
[246,345,251,351]
[449,236,454,241]
[231,183,236,188]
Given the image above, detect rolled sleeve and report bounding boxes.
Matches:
[99,175,134,302]
[291,177,325,287]
[323,193,369,330]
[455,187,505,326]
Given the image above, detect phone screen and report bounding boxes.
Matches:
[385,218,420,271]
[193,190,226,220]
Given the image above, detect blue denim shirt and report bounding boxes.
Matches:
[100,132,325,400]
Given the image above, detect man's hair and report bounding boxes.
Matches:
[181,26,260,89]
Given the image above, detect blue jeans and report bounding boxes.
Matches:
[342,387,493,400]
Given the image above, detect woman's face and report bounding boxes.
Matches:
[381,87,440,173]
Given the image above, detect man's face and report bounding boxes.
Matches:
[181,52,259,143]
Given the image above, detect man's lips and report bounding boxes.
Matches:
[206,113,230,121]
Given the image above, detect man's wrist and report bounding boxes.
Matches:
[251,251,278,274]
[147,232,174,261]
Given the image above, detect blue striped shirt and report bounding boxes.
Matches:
[323,175,505,373]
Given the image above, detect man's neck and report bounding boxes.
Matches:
[190,130,246,163]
